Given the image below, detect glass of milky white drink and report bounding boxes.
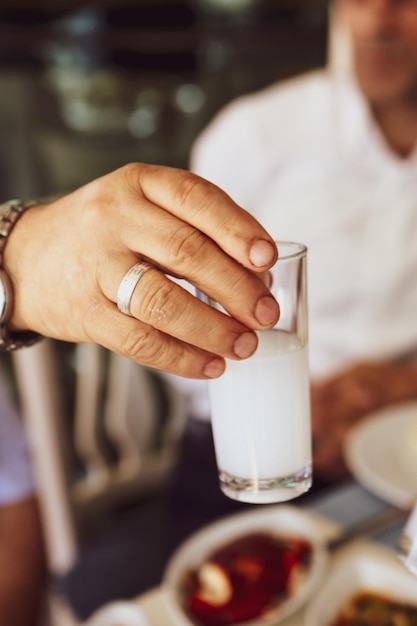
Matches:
[204,241,311,504]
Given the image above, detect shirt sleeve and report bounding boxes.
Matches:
[0,374,35,504]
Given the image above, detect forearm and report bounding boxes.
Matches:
[312,358,417,417]
[0,497,46,626]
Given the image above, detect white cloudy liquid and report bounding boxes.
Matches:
[209,330,311,500]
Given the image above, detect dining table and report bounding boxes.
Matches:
[128,480,408,626]
[81,406,417,626]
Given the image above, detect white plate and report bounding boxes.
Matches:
[344,402,417,509]
[162,505,329,626]
[304,541,417,626]
[86,601,149,626]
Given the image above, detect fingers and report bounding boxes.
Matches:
[104,256,260,362]
[125,268,259,360]
[94,241,263,373]
[83,299,228,379]
[112,240,278,333]
[125,163,278,270]
[110,166,279,329]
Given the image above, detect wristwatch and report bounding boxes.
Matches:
[0,199,43,350]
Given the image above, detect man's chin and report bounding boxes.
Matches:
[357,74,413,107]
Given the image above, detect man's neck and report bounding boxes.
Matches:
[372,99,417,158]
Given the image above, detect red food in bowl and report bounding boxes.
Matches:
[182,532,313,626]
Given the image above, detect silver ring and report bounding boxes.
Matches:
[117,261,153,316]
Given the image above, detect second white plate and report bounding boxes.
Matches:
[304,541,417,626]
[344,401,417,509]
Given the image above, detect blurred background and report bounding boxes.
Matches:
[0,0,328,200]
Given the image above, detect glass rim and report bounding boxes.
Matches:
[275,240,307,261]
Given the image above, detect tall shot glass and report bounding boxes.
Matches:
[203,241,312,504]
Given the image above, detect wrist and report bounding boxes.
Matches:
[0,199,43,350]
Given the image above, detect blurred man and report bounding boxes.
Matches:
[188,0,417,482]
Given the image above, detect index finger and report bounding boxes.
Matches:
[130,164,279,271]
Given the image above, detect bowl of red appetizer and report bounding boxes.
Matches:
[162,505,328,626]
[304,541,417,626]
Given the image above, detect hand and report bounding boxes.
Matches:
[5,163,279,378]
[311,359,417,482]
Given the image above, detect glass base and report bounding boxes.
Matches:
[219,464,312,504]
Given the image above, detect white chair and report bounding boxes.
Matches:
[12,339,188,624]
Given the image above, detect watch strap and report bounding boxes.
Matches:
[0,199,43,351]
[0,199,36,261]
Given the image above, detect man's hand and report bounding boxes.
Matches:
[5,163,279,378]
[311,359,417,482]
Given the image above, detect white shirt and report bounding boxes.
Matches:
[191,68,417,382]
[0,374,35,504]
